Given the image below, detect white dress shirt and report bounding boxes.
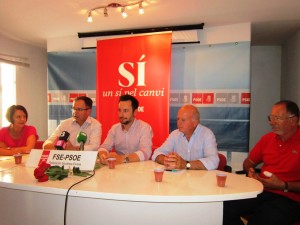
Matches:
[45,116,102,151]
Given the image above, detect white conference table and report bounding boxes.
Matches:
[0,155,263,225]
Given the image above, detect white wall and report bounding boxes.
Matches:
[249,46,282,149]
[0,34,48,140]
[281,30,300,101]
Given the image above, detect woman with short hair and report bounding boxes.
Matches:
[0,105,38,155]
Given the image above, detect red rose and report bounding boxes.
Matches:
[34,167,45,179]
[38,174,49,182]
[34,162,52,182]
[39,162,51,170]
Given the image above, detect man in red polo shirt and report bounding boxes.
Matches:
[223,100,300,225]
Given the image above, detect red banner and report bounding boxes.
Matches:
[96,33,172,148]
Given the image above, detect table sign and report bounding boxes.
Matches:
[26,149,98,171]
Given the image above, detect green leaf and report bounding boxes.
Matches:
[49,174,60,180]
[74,172,91,177]
[70,166,92,177]
[94,163,101,170]
[57,174,67,180]
[45,165,69,181]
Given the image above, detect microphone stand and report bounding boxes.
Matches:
[79,142,84,151]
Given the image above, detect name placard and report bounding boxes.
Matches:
[26,149,98,171]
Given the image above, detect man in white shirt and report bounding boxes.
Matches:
[152,104,219,170]
[98,94,153,164]
[43,96,102,151]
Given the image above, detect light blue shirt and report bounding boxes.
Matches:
[99,119,153,161]
[152,124,219,170]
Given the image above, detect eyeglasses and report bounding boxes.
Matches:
[267,115,295,122]
[71,107,90,112]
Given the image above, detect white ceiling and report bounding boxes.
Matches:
[1,0,300,49]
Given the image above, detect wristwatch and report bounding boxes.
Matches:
[124,156,129,163]
[283,182,289,192]
[186,161,191,170]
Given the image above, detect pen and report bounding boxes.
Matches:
[165,169,178,172]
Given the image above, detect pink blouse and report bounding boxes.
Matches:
[0,125,38,148]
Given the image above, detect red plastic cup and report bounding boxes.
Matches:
[154,168,164,182]
[216,172,227,187]
[13,154,23,164]
[107,158,116,169]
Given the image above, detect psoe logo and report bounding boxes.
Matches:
[138,106,144,112]
[192,93,203,104]
[241,93,251,104]
[203,93,214,104]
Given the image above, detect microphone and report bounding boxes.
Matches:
[55,131,70,150]
[77,131,87,151]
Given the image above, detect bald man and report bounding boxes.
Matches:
[152,104,219,170]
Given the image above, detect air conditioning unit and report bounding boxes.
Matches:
[78,24,203,49]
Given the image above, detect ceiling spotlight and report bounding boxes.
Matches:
[87,0,144,22]
[139,3,144,14]
[87,11,93,23]
[104,7,108,17]
[121,7,127,18]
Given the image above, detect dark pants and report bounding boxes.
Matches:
[223,191,300,225]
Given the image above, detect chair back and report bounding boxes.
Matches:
[217,153,227,171]
[34,140,44,149]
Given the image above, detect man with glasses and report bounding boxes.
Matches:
[223,100,300,225]
[43,96,101,151]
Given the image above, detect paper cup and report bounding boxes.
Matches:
[216,172,227,187]
[154,168,164,182]
[13,154,23,164]
[107,158,116,169]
